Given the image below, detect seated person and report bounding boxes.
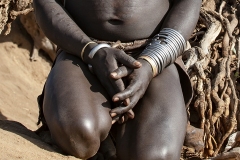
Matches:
[34,0,201,159]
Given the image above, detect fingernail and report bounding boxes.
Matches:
[124,98,130,106]
[112,120,116,124]
[134,61,141,67]
[113,97,119,102]
[118,116,124,124]
[110,112,117,117]
[121,116,124,122]
[111,72,117,77]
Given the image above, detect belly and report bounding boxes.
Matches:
[65,0,170,41]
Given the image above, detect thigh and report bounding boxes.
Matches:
[43,51,112,156]
[116,64,187,160]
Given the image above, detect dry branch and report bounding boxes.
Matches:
[199,8,222,55]
[184,1,240,159]
[0,0,33,35]
[0,0,240,159]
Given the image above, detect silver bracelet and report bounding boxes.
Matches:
[88,43,111,59]
[139,28,186,75]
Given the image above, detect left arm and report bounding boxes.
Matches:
[161,0,202,40]
[110,0,202,121]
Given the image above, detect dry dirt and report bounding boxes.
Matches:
[0,19,78,160]
[0,0,240,159]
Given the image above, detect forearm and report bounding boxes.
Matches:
[33,0,92,57]
[162,0,202,40]
[139,0,201,77]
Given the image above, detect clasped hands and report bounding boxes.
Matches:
[83,47,153,124]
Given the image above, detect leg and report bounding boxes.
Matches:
[43,51,112,159]
[116,64,187,160]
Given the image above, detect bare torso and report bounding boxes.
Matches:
[34,0,202,159]
[65,0,170,41]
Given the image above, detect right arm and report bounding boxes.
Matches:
[33,0,93,55]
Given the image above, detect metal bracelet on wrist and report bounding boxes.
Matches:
[88,43,111,59]
[139,28,186,75]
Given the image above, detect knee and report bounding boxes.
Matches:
[51,119,102,159]
[127,147,180,160]
[68,136,100,159]
[154,147,180,160]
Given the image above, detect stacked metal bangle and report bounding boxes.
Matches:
[139,28,186,77]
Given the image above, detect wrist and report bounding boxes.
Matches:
[137,58,154,79]
[83,43,112,64]
[82,42,98,63]
[139,28,186,75]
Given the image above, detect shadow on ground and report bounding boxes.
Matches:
[0,17,52,64]
[0,111,7,120]
[0,120,61,153]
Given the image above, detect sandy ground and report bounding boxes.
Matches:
[0,19,78,160]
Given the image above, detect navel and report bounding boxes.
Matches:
[108,19,124,25]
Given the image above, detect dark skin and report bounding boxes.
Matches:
[34,0,201,159]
